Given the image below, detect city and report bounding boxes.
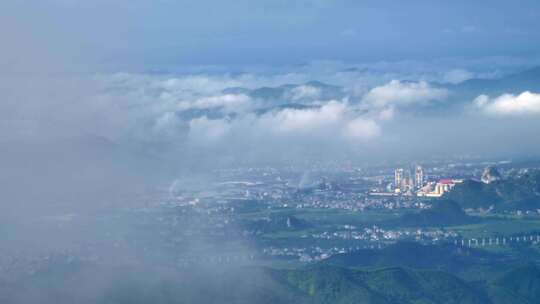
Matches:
[3,158,537,270]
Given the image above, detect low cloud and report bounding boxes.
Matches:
[344,118,381,140]
[474,91,540,116]
[188,116,231,143]
[262,101,380,141]
[266,101,345,133]
[442,69,474,84]
[181,100,381,148]
[288,85,321,100]
[377,107,395,121]
[4,62,540,170]
[179,94,252,112]
[362,80,448,108]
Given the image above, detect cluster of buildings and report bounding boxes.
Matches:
[394,166,425,193]
[416,178,463,198]
[397,166,463,197]
[370,165,463,197]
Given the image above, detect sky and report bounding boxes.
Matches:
[3,0,540,70]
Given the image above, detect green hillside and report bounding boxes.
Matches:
[6,261,540,303]
[388,200,477,228]
[488,265,540,304]
[446,170,540,210]
[321,242,501,274]
[281,265,488,304]
[283,265,386,304]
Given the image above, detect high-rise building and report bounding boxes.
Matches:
[394,168,404,189]
[402,176,414,192]
[415,166,424,188]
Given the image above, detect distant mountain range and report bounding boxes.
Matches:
[171,66,540,121]
[224,80,345,102]
[451,66,540,96]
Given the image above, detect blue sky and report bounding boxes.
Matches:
[3,0,540,69]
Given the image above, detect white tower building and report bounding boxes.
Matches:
[415,166,424,188]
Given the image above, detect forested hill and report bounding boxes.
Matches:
[445,170,540,210]
[389,199,476,227]
[5,258,540,304]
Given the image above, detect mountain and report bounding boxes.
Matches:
[388,200,477,227]
[488,265,540,304]
[222,81,344,103]
[446,170,540,210]
[283,265,387,304]
[452,66,540,96]
[6,259,540,304]
[444,180,502,209]
[282,265,489,304]
[321,242,501,274]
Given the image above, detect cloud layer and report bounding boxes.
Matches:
[363,80,448,108]
[3,61,540,170]
[474,91,540,116]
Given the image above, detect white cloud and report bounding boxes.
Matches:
[378,107,395,121]
[159,75,243,95]
[474,91,540,116]
[178,94,251,112]
[171,100,380,148]
[363,80,448,108]
[344,118,380,140]
[188,116,231,143]
[154,112,179,132]
[265,101,345,133]
[288,85,321,100]
[82,69,494,153]
[256,101,381,142]
[443,69,474,84]
[151,112,187,140]
[473,95,490,108]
